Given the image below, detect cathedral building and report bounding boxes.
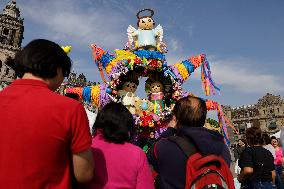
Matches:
[223,93,284,140]
[0,0,24,85]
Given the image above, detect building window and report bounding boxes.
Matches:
[270,109,274,113]
[3,28,9,36]
[263,110,265,114]
[278,108,280,113]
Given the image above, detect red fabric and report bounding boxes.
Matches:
[0,79,92,189]
[185,153,235,189]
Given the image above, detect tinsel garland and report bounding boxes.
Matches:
[65,87,83,98]
[99,83,111,107]
[82,86,91,104]
[91,85,100,107]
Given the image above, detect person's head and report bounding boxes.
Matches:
[94,102,134,144]
[237,139,246,146]
[245,127,263,146]
[173,96,207,128]
[262,133,272,145]
[65,93,80,101]
[9,39,72,90]
[149,131,155,139]
[271,136,279,148]
[136,9,155,29]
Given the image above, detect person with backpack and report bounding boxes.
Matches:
[148,96,234,189]
[237,127,276,189]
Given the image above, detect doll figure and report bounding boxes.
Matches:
[135,98,154,115]
[127,9,163,51]
[134,98,155,127]
[118,81,139,114]
[149,81,164,114]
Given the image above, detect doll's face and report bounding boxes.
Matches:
[150,81,163,93]
[138,17,154,30]
[123,81,137,93]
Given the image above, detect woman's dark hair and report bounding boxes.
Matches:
[245,127,263,146]
[173,96,207,128]
[271,136,277,140]
[262,133,272,145]
[94,102,134,144]
[7,39,71,78]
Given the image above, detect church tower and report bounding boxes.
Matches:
[0,0,24,84]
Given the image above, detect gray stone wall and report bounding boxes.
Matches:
[0,1,24,84]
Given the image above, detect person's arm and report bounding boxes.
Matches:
[272,170,276,184]
[73,148,94,183]
[70,103,94,183]
[237,167,253,182]
[237,148,253,182]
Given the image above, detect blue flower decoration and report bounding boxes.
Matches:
[182,60,195,74]
[100,53,114,68]
[82,86,92,103]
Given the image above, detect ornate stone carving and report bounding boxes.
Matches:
[256,93,283,107]
[3,1,20,19]
[0,0,24,84]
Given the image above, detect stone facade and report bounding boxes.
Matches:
[0,0,24,85]
[223,93,284,139]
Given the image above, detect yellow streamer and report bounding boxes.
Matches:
[174,63,189,80]
[91,85,100,107]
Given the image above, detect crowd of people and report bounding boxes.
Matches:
[232,128,284,189]
[0,39,283,189]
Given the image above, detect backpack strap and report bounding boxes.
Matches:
[168,136,197,157]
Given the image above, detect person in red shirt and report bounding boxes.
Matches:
[0,39,94,189]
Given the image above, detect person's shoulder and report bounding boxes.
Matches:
[241,146,251,153]
[254,146,273,155]
[47,92,82,107]
[125,142,145,153]
[154,137,181,155]
[261,147,274,155]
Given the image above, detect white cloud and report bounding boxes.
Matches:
[20,0,128,49]
[210,57,284,93]
[165,55,284,95]
[168,38,179,51]
[16,1,283,96]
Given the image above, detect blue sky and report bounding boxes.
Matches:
[1,0,284,108]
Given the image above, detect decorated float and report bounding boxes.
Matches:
[65,9,238,145]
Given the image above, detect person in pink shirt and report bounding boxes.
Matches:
[271,136,284,189]
[87,102,154,189]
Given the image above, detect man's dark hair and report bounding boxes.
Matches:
[94,102,134,144]
[173,96,207,128]
[65,93,80,101]
[262,133,272,145]
[245,127,264,146]
[7,39,71,78]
